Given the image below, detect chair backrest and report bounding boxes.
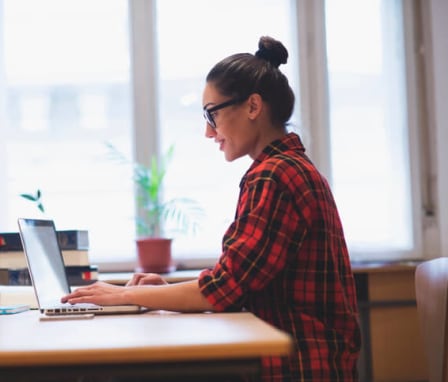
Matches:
[415,257,448,382]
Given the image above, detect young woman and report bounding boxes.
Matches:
[62,36,361,381]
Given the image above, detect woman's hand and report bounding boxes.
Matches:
[60,276,213,313]
[60,274,167,307]
[126,273,168,286]
[61,281,128,306]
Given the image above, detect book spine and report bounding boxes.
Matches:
[0,230,89,251]
[0,250,90,268]
[0,233,23,251]
[57,230,89,250]
[0,268,32,286]
[66,265,98,286]
[0,266,98,286]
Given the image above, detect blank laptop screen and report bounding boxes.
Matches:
[18,219,70,307]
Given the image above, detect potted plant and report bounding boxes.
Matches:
[108,144,202,273]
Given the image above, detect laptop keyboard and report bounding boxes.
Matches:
[44,302,104,314]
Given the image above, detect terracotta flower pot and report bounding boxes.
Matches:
[136,237,175,273]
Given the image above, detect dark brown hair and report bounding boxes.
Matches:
[206,36,295,127]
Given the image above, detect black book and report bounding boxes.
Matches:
[65,265,99,286]
[0,265,98,286]
[0,267,31,286]
[0,230,89,251]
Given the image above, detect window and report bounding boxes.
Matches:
[0,0,135,263]
[155,0,299,262]
[0,0,442,269]
[325,0,418,259]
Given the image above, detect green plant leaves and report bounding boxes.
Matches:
[106,143,202,238]
[19,189,45,213]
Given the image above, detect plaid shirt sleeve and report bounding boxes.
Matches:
[198,158,309,311]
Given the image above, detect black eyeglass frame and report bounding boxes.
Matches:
[203,96,249,129]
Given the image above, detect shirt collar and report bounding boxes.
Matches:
[239,132,306,188]
[253,132,305,165]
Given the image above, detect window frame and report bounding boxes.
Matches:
[1,0,446,271]
[291,0,428,262]
[107,0,446,269]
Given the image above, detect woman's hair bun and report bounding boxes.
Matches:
[255,36,288,68]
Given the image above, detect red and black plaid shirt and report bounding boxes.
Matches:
[199,132,361,381]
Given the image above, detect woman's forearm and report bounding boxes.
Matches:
[125,279,215,313]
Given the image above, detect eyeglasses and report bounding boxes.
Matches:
[203,96,248,129]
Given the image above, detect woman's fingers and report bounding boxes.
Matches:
[126,273,167,286]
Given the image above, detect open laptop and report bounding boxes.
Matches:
[18,218,145,316]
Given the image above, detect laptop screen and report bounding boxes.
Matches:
[18,218,71,307]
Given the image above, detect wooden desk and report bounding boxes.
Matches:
[0,310,292,381]
[1,263,426,381]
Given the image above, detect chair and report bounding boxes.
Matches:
[415,257,448,382]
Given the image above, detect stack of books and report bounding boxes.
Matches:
[0,229,98,286]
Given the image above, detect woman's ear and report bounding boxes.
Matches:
[247,93,263,121]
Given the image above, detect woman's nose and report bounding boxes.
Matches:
[205,123,216,138]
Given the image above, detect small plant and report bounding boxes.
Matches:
[107,143,203,238]
[20,189,45,213]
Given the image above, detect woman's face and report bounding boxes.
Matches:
[202,83,255,162]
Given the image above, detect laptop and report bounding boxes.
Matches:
[18,218,145,316]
